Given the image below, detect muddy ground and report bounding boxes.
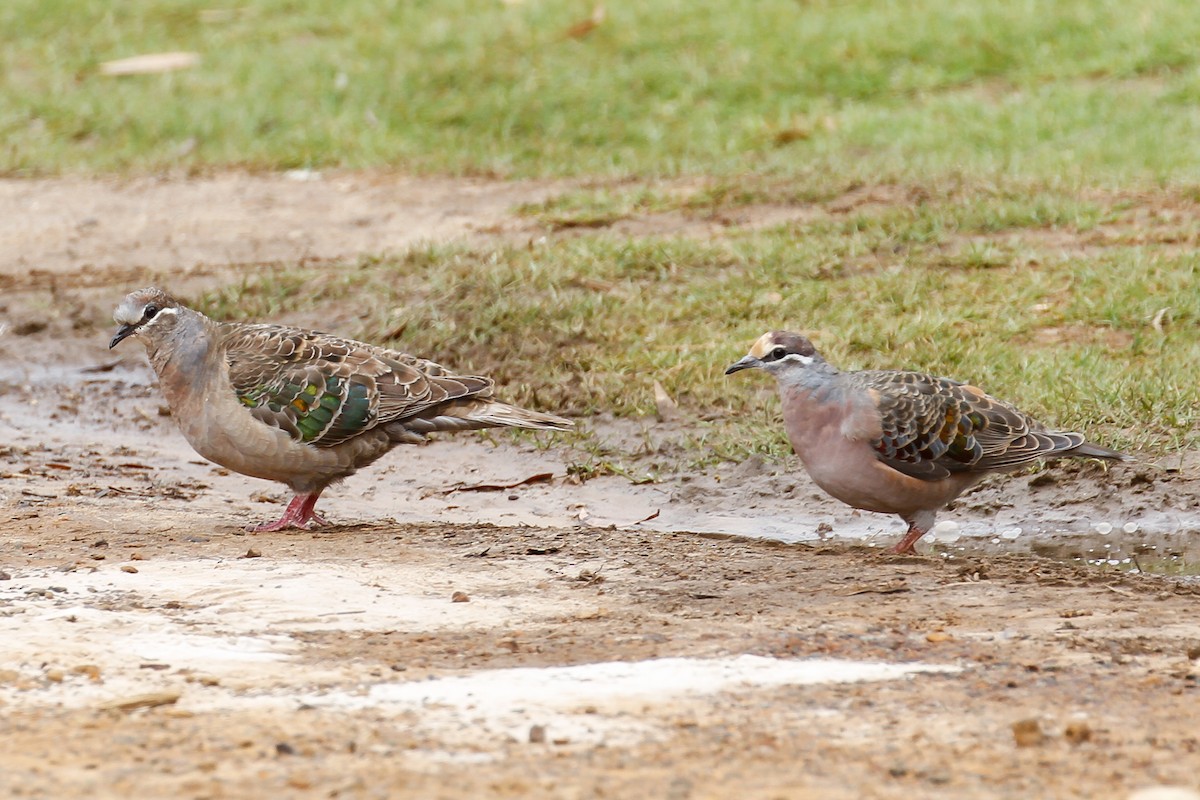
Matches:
[1,173,1199,799]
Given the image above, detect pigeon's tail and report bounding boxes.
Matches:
[393,400,573,438]
[457,400,574,432]
[1062,440,1132,463]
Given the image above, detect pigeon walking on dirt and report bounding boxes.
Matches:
[110,287,573,531]
[726,331,1129,554]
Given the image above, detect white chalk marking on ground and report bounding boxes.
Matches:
[0,558,594,709]
[299,654,961,755]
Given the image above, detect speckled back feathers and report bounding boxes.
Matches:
[847,369,1117,481]
[222,324,502,447]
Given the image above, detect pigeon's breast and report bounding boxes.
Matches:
[174,388,372,491]
[779,382,974,515]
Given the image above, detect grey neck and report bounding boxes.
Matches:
[145,310,219,395]
[773,359,840,394]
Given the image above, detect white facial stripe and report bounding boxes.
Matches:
[140,306,179,330]
[779,353,813,366]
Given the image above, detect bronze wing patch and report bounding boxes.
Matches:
[224,325,492,448]
[855,371,1079,481]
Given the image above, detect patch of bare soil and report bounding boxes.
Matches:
[0,172,568,283]
[2,173,1200,799]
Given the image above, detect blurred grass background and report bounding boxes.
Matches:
[5,0,1200,184]
[4,0,1199,464]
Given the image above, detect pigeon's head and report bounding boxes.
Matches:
[725,330,824,377]
[110,287,185,349]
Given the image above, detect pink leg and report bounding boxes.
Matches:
[890,522,926,555]
[248,491,328,532]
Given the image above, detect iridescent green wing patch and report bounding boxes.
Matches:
[235,373,377,446]
[224,323,493,448]
[225,326,383,447]
[306,377,374,445]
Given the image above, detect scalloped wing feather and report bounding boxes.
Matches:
[851,370,1075,481]
[223,325,493,448]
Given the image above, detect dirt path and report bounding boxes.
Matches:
[0,172,566,280]
[2,172,1199,799]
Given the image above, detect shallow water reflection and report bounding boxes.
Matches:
[928,529,1200,578]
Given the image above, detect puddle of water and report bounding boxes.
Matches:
[927,529,1200,577]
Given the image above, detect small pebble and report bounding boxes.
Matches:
[1012,718,1045,747]
[0,571,11,581]
[72,665,102,682]
[184,674,221,686]
[120,565,138,574]
[275,742,296,756]
[528,725,547,744]
[241,548,262,559]
[930,520,960,542]
[1064,722,1092,745]
[451,591,470,603]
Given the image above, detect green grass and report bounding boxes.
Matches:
[5,0,1200,184]
[199,188,1200,466]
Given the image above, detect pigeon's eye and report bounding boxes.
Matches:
[143,305,159,320]
[771,346,788,360]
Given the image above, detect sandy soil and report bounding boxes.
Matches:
[2,172,1200,799]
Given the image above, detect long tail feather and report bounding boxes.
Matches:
[1061,441,1132,462]
[396,400,573,437]
[460,401,574,431]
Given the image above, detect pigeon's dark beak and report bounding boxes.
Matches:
[109,323,137,349]
[725,355,762,375]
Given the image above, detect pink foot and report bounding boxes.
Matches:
[247,493,327,532]
[890,524,926,555]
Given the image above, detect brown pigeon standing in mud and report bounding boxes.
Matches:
[110,287,573,531]
[726,330,1129,553]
